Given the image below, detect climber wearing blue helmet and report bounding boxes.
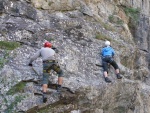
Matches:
[101,41,122,83]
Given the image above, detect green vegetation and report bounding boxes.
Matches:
[102,103,110,110]
[6,95,25,113]
[97,18,115,31]
[103,22,115,31]
[0,57,7,68]
[37,108,49,113]
[0,41,20,68]
[124,7,140,26]
[0,50,9,68]
[48,1,53,6]
[120,56,131,68]
[113,106,126,113]
[45,37,54,42]
[95,33,112,41]
[0,41,20,50]
[6,82,26,95]
[109,15,124,25]
[109,15,114,22]
[120,53,135,69]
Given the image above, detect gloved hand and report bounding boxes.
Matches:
[52,47,59,53]
[28,63,32,66]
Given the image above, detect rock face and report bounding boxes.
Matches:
[0,0,150,113]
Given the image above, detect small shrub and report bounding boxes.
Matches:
[0,58,7,68]
[97,18,115,31]
[6,82,26,95]
[6,95,25,113]
[103,23,115,31]
[0,50,9,68]
[0,40,20,81]
[0,41,20,50]
[113,106,126,113]
[95,33,112,41]
[48,1,53,6]
[124,7,140,25]
[109,15,114,23]
[108,15,124,25]
[45,37,55,42]
[123,6,140,37]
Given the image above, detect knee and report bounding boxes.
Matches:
[43,84,48,88]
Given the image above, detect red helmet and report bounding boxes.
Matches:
[44,42,52,48]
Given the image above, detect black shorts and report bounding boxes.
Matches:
[102,56,119,72]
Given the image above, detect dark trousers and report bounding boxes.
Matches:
[102,56,119,72]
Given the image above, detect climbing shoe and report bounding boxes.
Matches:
[116,74,122,79]
[56,85,62,93]
[105,77,111,83]
[42,93,47,103]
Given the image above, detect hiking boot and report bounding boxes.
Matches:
[42,93,47,103]
[116,74,122,79]
[105,77,111,83]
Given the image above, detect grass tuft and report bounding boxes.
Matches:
[6,82,26,95]
[0,41,20,50]
[95,33,112,41]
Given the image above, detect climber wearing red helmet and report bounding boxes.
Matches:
[44,42,52,48]
[28,41,63,103]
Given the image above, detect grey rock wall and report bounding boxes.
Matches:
[0,0,150,113]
